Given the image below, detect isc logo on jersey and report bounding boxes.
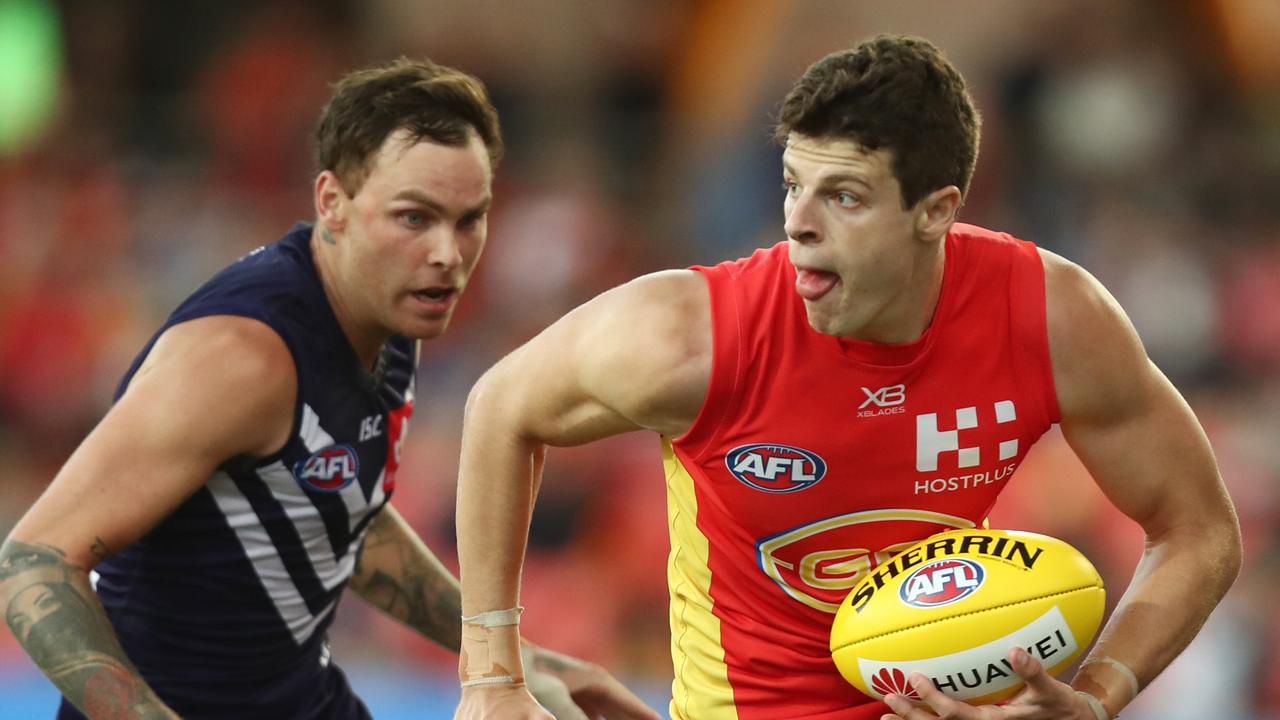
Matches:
[294,445,360,492]
[899,559,985,608]
[726,443,826,493]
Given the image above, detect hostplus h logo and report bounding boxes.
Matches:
[915,401,1018,472]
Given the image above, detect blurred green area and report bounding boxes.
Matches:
[0,0,62,155]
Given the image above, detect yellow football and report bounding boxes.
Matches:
[830,528,1105,706]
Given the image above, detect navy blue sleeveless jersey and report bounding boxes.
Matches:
[59,224,418,719]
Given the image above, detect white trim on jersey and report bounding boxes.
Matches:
[208,471,325,643]
[207,403,385,645]
[301,404,382,535]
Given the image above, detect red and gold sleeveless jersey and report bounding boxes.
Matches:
[664,224,1060,719]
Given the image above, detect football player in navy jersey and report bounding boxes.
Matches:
[0,58,660,720]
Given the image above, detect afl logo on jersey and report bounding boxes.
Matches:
[899,558,985,608]
[294,445,360,492]
[725,443,826,493]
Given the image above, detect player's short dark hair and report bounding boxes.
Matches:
[775,35,980,208]
[316,57,503,195]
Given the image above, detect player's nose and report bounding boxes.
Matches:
[784,193,821,244]
[425,228,464,270]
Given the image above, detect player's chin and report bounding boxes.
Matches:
[801,304,845,337]
[398,312,454,340]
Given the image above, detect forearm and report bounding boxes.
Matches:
[455,379,543,618]
[1071,520,1241,715]
[347,507,463,652]
[0,539,178,720]
[454,380,548,690]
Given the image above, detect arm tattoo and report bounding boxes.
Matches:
[90,537,111,564]
[348,514,462,651]
[0,540,174,719]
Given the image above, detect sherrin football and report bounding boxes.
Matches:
[830,529,1105,706]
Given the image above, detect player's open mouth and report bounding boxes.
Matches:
[795,269,839,301]
[411,287,457,311]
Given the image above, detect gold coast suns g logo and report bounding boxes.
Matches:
[755,509,976,613]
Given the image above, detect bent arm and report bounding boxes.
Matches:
[347,504,463,651]
[0,317,296,720]
[1042,250,1242,717]
[455,270,710,685]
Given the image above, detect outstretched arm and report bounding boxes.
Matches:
[0,316,297,720]
[454,270,710,719]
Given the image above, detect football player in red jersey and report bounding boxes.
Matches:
[454,35,1241,720]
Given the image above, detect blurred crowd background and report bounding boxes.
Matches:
[2,0,1279,717]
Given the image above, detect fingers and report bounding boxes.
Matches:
[1007,647,1052,694]
[576,672,662,720]
[883,675,1010,720]
[527,672,592,720]
[882,690,938,720]
[904,673,974,718]
[529,646,659,720]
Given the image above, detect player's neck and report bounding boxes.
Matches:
[309,227,389,371]
[851,241,947,345]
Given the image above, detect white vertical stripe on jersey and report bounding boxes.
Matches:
[208,470,325,644]
[299,403,377,532]
[256,462,360,591]
[294,403,383,587]
[299,403,332,448]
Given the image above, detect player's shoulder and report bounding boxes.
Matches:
[135,315,296,398]
[174,225,317,321]
[1035,248,1151,414]
[1036,247,1109,314]
[570,269,709,356]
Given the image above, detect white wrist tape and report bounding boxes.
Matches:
[1082,655,1140,700]
[460,675,524,688]
[459,607,525,688]
[1076,690,1109,720]
[462,606,524,627]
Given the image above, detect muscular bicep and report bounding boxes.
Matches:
[1044,251,1229,535]
[7,316,297,569]
[471,269,712,447]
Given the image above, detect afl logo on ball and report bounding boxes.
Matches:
[294,445,360,492]
[725,443,826,493]
[899,559,985,608]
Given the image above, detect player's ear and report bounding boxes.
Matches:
[914,186,961,244]
[314,170,350,234]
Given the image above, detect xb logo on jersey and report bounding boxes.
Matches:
[858,384,906,418]
[726,443,827,493]
[294,445,360,492]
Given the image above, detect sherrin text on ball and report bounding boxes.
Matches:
[830,529,1105,706]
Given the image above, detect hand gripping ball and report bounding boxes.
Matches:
[830,529,1105,706]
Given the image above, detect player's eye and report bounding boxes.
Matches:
[834,191,860,208]
[400,211,425,227]
[782,181,800,198]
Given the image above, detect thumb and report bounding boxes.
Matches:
[528,675,591,720]
[1009,647,1053,692]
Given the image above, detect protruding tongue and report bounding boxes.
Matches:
[795,269,839,301]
